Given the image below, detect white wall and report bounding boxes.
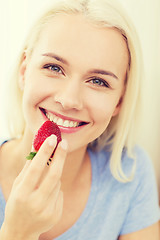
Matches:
[0,0,160,196]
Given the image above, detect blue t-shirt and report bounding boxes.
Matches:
[0,145,159,239]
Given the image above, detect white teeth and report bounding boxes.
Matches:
[50,115,54,122]
[53,117,58,124]
[57,118,63,126]
[69,121,74,127]
[46,112,79,128]
[46,113,50,119]
[63,120,69,127]
[73,122,78,127]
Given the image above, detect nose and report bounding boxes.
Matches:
[54,79,83,111]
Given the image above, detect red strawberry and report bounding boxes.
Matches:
[26,120,62,160]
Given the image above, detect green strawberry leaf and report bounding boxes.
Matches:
[26,151,37,160]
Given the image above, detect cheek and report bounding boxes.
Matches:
[22,82,44,121]
[22,69,49,106]
[87,93,119,124]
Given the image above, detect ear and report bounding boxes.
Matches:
[19,53,27,91]
[112,96,123,117]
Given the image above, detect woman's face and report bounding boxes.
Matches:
[20,14,129,152]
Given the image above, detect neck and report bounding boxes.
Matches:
[61,147,89,191]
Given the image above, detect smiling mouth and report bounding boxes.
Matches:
[40,108,87,128]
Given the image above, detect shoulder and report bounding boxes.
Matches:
[89,145,158,192]
[128,145,152,167]
[120,146,160,234]
[89,145,158,202]
[88,146,159,235]
[89,145,152,177]
[122,145,156,182]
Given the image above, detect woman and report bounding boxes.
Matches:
[0,0,159,239]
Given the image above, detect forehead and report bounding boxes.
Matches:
[31,14,129,78]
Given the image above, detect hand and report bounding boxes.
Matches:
[2,135,67,239]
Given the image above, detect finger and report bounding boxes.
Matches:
[33,180,61,211]
[50,139,68,176]
[14,160,31,185]
[23,134,57,189]
[46,190,64,226]
[56,190,64,220]
[32,134,57,167]
[39,139,68,196]
[55,191,64,222]
[47,180,61,204]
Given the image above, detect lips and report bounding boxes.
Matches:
[40,107,88,128]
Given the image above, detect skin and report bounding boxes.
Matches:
[0,14,159,240]
[20,14,127,153]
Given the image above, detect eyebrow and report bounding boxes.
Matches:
[42,52,118,80]
[88,69,118,80]
[42,53,68,65]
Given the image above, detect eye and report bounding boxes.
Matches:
[90,77,110,88]
[43,64,63,74]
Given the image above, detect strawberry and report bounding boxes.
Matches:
[26,120,62,160]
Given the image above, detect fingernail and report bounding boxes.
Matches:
[48,134,57,146]
[60,139,68,150]
[31,140,35,151]
[31,146,35,152]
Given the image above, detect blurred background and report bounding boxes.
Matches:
[0,0,160,200]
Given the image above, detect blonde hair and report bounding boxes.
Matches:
[6,0,144,182]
